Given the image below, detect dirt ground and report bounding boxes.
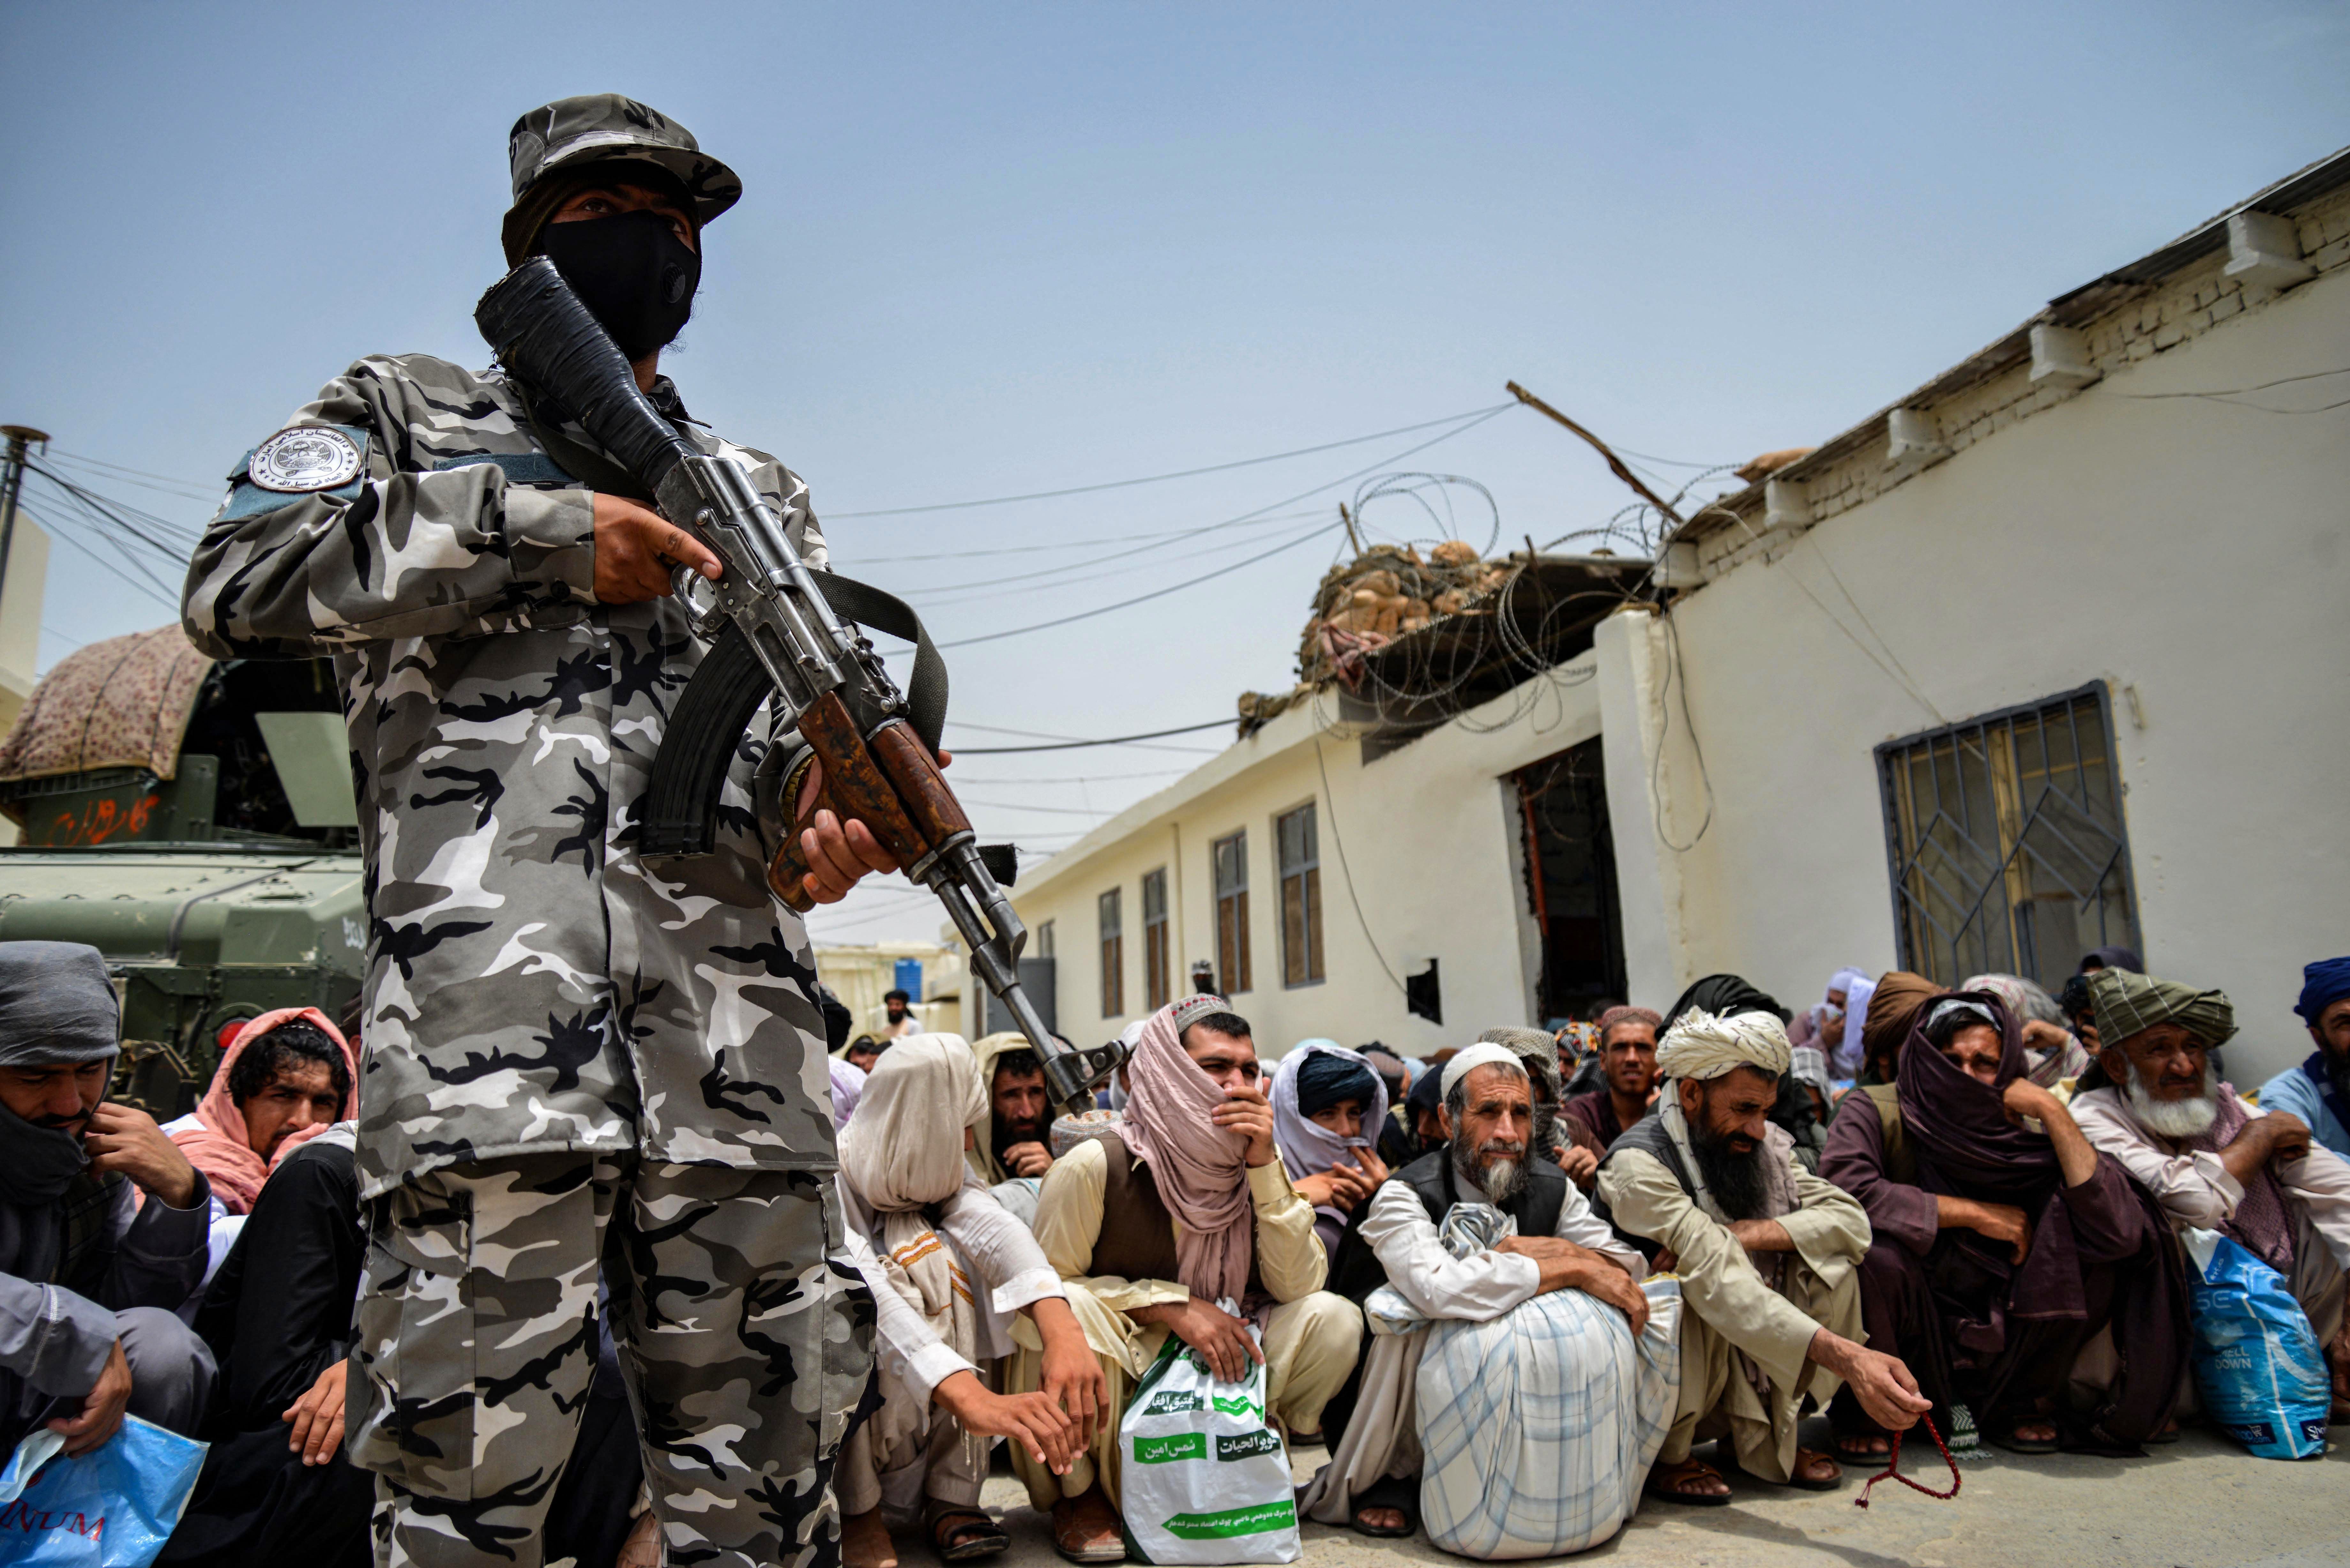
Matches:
[950,1420,2347,1568]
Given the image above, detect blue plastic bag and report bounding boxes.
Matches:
[0,1416,208,1565]
[2181,1228,2330,1460]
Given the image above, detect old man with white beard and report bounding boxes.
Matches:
[1595,1007,1929,1502]
[1302,1044,1670,1553]
[2066,969,2350,1415]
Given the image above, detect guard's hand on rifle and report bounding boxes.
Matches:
[591,493,722,604]
[791,751,953,904]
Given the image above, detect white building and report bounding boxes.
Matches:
[983,149,2350,1083]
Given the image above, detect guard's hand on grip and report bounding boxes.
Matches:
[766,750,835,914]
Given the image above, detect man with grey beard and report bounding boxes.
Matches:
[2067,968,2350,1417]
[1596,1008,1927,1502]
[1305,1044,1652,1539]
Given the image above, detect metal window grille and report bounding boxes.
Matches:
[1213,830,1252,995]
[1876,683,2141,994]
[1142,868,1171,1011]
[1098,888,1123,1018]
[1277,804,1325,988]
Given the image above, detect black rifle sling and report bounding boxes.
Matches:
[641,573,949,858]
[808,574,947,756]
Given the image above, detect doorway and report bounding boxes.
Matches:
[1513,737,1626,1026]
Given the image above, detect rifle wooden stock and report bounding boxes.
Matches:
[766,696,970,912]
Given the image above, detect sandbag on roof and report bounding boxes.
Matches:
[0,626,213,783]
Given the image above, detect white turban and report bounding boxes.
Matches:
[1655,1008,1792,1082]
[1440,1042,1529,1100]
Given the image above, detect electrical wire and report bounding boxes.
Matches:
[826,403,1516,517]
[945,719,1231,754]
[928,406,1515,649]
[1311,738,1404,994]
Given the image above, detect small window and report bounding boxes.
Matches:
[1213,831,1251,995]
[1276,803,1324,988]
[1877,684,2141,993]
[1142,868,1171,1011]
[1098,888,1124,1018]
[1035,919,1055,960]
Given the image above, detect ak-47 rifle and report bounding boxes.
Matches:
[476,257,1125,1112]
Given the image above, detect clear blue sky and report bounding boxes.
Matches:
[2,2,2343,943]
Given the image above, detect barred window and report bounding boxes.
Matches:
[1098,888,1124,1018]
[1877,684,2140,993]
[1213,830,1251,995]
[1142,868,1171,1011]
[1277,803,1324,988]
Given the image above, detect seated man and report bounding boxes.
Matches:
[1271,1040,1391,1260]
[1596,1006,1929,1500]
[1820,994,2184,1459]
[836,1036,1105,1568]
[1009,995,1361,1564]
[0,942,215,1460]
[167,1008,357,1218]
[970,1032,1059,1225]
[845,1033,888,1074]
[1962,974,2088,1089]
[1306,1044,1656,1541]
[2068,968,2350,1418]
[1480,1027,1603,1188]
[1566,1006,1662,1150]
[2255,958,2350,1159]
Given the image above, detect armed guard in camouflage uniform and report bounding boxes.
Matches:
[182,96,882,1568]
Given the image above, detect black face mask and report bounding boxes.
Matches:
[536,209,700,361]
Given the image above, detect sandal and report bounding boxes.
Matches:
[1832,1432,1891,1464]
[1348,1475,1419,1538]
[928,1503,1009,1563]
[1644,1457,1732,1507]
[1989,1423,2059,1456]
[1780,1448,1844,1491]
[1050,1491,1128,1566]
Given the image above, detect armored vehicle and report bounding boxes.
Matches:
[0,626,362,1114]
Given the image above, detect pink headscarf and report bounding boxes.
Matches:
[1116,999,1254,1306]
[170,1006,359,1215]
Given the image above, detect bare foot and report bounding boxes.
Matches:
[1353,1506,1408,1532]
[1833,1433,1890,1463]
[843,1506,898,1568]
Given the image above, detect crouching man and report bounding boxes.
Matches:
[2068,968,2350,1419]
[1596,1007,1929,1502]
[1009,997,1361,1564]
[0,943,215,1459]
[835,1035,1108,1568]
[1302,1043,1665,1549]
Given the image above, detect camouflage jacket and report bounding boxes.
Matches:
[183,354,836,1199]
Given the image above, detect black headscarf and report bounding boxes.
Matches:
[1661,973,1819,1149]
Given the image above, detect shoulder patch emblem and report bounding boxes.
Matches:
[249,426,363,493]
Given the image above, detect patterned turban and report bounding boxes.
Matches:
[2086,967,2236,1050]
[1655,1007,1793,1082]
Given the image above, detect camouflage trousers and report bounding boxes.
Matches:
[348,1153,875,1568]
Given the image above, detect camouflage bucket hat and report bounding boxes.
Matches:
[502,94,742,264]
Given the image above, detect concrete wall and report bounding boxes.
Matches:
[1646,260,2350,1081]
[1008,666,1607,1059]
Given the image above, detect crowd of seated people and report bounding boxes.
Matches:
[8,939,2346,1568]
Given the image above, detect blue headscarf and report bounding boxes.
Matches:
[2294,957,2350,1026]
